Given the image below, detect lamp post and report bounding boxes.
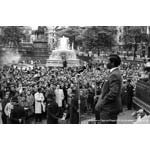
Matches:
[75,73,81,124]
[77,76,81,124]
[75,67,86,124]
[147,26,150,58]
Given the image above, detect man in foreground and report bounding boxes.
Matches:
[95,54,122,124]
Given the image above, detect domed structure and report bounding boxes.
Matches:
[46,36,80,67]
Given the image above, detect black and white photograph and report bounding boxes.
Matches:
[1,1,150,150]
[0,26,150,124]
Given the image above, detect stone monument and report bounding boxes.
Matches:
[46,36,80,67]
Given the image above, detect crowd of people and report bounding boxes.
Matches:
[0,58,147,124]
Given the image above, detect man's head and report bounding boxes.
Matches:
[5,91,10,99]
[127,79,131,85]
[107,54,121,69]
[47,93,55,103]
[10,85,15,91]
[56,85,60,89]
[37,88,41,93]
[27,90,31,95]
[11,96,19,105]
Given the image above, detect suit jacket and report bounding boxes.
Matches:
[95,68,122,113]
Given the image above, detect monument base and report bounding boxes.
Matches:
[46,59,80,67]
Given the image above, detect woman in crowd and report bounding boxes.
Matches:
[34,88,45,123]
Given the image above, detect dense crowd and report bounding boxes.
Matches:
[0,60,147,124]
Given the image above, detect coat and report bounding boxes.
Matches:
[34,92,44,114]
[70,95,79,124]
[10,104,25,124]
[126,84,134,101]
[95,68,122,114]
[47,101,59,124]
[26,94,35,116]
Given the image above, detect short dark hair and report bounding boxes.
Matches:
[37,88,41,92]
[127,79,131,83]
[11,96,18,103]
[109,54,121,67]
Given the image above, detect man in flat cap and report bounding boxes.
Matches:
[95,54,122,124]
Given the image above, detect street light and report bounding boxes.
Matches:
[75,73,81,124]
[147,26,150,58]
[75,66,86,124]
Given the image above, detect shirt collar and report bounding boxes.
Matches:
[110,67,118,73]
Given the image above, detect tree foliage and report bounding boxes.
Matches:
[123,26,148,44]
[56,26,82,47]
[56,26,117,54]
[0,26,26,47]
[123,26,148,58]
[82,26,116,51]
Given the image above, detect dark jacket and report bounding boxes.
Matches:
[126,84,134,100]
[121,86,128,106]
[47,101,59,124]
[96,68,122,113]
[70,95,79,124]
[10,104,25,124]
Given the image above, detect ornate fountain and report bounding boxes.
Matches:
[46,36,80,67]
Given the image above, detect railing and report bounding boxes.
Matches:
[133,97,150,113]
[133,79,150,113]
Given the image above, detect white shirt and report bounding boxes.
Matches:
[110,67,118,73]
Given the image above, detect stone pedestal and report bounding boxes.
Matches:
[32,41,49,64]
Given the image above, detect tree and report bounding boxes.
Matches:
[123,26,148,59]
[56,26,82,49]
[79,26,117,55]
[1,26,26,47]
[56,26,117,55]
